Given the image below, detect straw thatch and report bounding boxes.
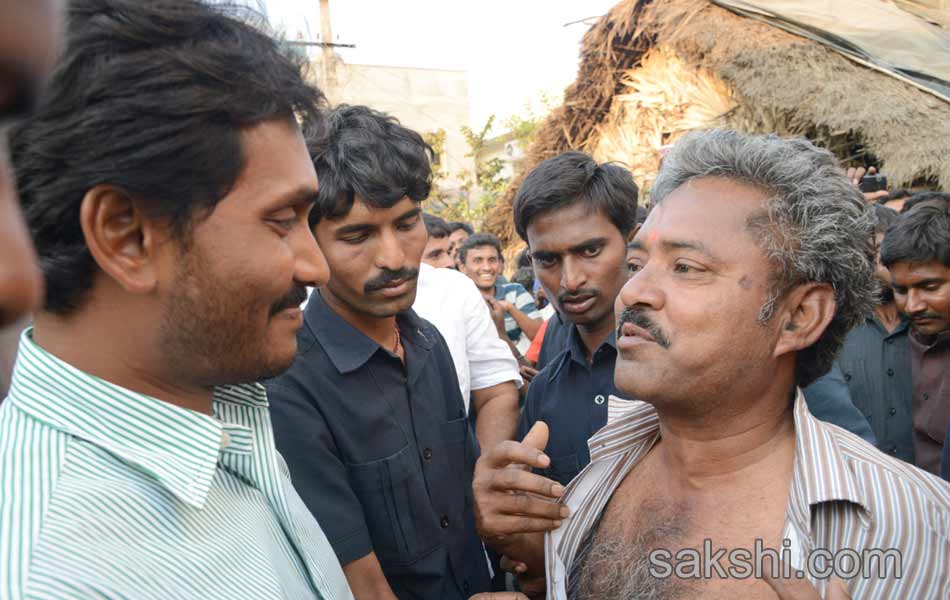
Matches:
[485,0,950,250]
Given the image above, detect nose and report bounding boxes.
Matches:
[376,226,407,272]
[0,156,44,326]
[560,256,588,293]
[904,288,926,315]
[616,263,664,315]
[293,224,330,288]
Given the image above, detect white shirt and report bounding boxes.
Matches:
[413,263,522,411]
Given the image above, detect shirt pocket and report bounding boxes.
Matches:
[540,452,581,487]
[346,444,441,566]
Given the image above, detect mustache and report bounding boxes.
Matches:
[558,288,599,305]
[617,306,671,349]
[909,311,943,322]
[270,285,308,316]
[364,267,419,294]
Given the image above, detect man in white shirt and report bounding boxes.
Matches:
[414,257,522,451]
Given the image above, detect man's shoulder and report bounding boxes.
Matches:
[833,425,950,514]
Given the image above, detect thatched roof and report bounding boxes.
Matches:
[485,0,950,250]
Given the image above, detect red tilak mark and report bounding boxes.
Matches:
[647,230,659,244]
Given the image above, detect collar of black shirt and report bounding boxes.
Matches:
[304,289,435,374]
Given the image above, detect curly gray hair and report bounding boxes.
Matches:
[651,129,876,387]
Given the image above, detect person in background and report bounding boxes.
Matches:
[881,192,950,476]
[458,233,542,356]
[448,220,474,264]
[421,212,455,269]
[266,105,489,600]
[0,0,64,398]
[511,151,638,487]
[835,203,913,461]
[475,130,949,600]
[1,1,351,598]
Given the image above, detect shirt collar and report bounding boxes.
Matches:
[305,288,433,375]
[565,324,617,366]
[7,329,264,510]
[594,389,869,516]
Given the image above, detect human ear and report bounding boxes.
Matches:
[772,283,836,358]
[79,185,163,296]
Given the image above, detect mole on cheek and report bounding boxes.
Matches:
[738,275,753,289]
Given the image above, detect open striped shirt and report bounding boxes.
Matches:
[545,390,950,599]
[0,330,352,600]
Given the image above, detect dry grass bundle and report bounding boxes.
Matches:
[484,0,950,253]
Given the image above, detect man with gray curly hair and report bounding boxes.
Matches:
[470,130,949,600]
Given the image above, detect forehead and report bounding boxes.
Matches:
[330,194,419,226]
[466,245,499,259]
[526,202,619,251]
[889,261,950,284]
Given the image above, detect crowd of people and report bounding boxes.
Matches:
[0,1,947,600]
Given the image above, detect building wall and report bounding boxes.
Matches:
[312,57,474,195]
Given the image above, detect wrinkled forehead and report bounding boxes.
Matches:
[635,177,771,260]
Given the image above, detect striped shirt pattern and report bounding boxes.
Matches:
[545,390,950,599]
[0,330,353,600]
[494,282,541,346]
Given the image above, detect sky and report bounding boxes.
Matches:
[263,0,618,130]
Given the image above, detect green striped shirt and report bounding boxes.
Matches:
[0,330,353,600]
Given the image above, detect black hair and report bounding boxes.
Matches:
[457,232,502,265]
[871,204,899,235]
[513,151,639,242]
[308,104,432,227]
[515,247,532,269]
[511,267,535,292]
[10,0,326,315]
[448,221,474,236]
[881,195,950,268]
[900,191,950,214]
[423,212,450,238]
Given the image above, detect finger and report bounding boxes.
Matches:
[761,556,820,600]
[867,166,877,175]
[853,166,867,185]
[845,167,858,184]
[522,421,549,453]
[827,577,853,600]
[863,190,888,203]
[492,468,565,498]
[500,555,528,574]
[468,593,529,600]
[494,491,570,520]
[481,439,551,470]
[486,514,564,535]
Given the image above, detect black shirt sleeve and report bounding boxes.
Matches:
[266,378,373,566]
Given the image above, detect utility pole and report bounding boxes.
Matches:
[318,0,337,100]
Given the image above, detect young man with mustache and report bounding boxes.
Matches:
[881,192,950,476]
[474,131,949,599]
[266,105,490,600]
[0,1,351,598]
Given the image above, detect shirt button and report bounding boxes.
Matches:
[463,580,470,593]
[885,338,893,345]
[923,393,930,401]
[440,515,450,529]
[594,395,605,405]
[886,368,894,377]
[889,447,898,455]
[423,448,433,461]
[844,373,852,382]
[889,407,897,416]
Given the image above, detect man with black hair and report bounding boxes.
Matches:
[0,0,65,396]
[266,105,489,600]
[421,212,455,269]
[835,204,914,461]
[448,220,474,263]
[0,1,351,598]
[881,192,950,476]
[458,233,542,356]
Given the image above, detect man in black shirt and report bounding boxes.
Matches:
[266,105,489,600]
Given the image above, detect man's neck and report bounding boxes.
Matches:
[320,288,398,351]
[575,315,615,362]
[651,378,798,484]
[873,301,901,333]
[478,285,496,301]
[32,311,216,415]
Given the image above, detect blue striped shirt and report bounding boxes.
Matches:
[0,330,352,600]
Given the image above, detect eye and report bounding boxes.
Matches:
[341,233,370,244]
[673,262,703,274]
[581,246,602,258]
[268,217,297,234]
[627,262,642,274]
[397,216,420,231]
[534,256,556,268]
